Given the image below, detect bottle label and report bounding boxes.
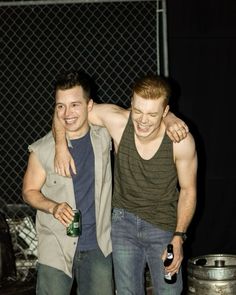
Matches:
[164,272,172,280]
[66,209,82,237]
[167,253,173,260]
[73,222,79,228]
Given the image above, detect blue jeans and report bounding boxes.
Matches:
[36,248,114,295]
[111,208,183,295]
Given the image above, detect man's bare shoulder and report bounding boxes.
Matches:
[173,132,196,158]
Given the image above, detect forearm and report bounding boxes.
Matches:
[163,111,175,122]
[175,188,197,232]
[52,110,67,146]
[163,111,189,143]
[163,188,196,274]
[23,189,74,227]
[163,111,179,126]
[54,129,67,147]
[22,190,58,215]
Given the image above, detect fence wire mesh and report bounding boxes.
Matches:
[1,0,167,283]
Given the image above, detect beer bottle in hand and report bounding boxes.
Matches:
[164,244,177,284]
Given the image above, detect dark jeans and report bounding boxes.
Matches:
[36,248,114,295]
[111,208,183,295]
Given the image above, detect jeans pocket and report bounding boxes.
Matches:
[111,208,124,222]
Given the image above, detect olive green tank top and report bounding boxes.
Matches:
[113,114,179,231]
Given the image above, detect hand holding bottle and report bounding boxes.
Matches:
[164,244,177,283]
[162,238,184,283]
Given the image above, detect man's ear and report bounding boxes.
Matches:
[162,105,170,118]
[129,97,134,110]
[127,101,132,111]
[88,99,94,112]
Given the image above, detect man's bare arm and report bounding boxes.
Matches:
[53,103,189,176]
[162,133,197,276]
[53,103,129,176]
[174,134,197,233]
[88,103,129,148]
[89,104,189,144]
[53,110,76,177]
[22,152,74,226]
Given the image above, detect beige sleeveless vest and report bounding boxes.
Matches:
[29,125,112,277]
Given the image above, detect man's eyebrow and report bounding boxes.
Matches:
[55,101,82,105]
[133,107,158,115]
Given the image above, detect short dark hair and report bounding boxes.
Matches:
[54,70,93,102]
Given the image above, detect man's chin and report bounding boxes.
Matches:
[135,130,150,139]
[64,127,78,133]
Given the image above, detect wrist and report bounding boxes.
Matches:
[55,142,68,150]
[173,231,187,242]
[49,203,58,215]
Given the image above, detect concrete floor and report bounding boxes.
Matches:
[0,280,36,295]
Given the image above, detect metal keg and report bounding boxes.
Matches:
[187,254,236,294]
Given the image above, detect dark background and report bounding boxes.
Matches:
[1,0,236,292]
[167,0,236,258]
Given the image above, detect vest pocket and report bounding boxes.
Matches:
[43,172,71,203]
[45,172,63,186]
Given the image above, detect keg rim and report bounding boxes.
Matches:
[188,254,236,270]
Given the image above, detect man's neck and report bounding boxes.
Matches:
[67,126,90,140]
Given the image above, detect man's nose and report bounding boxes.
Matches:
[64,107,71,117]
[139,114,148,123]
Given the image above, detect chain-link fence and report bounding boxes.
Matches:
[0,0,167,284]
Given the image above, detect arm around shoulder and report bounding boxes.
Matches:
[89,103,129,146]
[89,103,129,129]
[164,111,189,143]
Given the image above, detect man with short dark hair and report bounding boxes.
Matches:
[22,70,114,295]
